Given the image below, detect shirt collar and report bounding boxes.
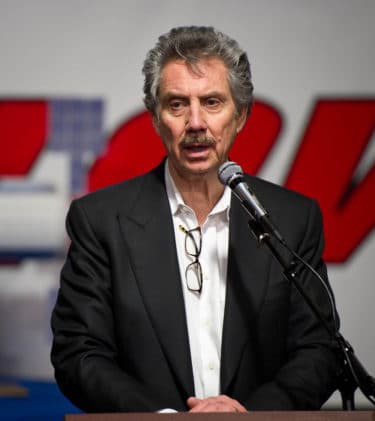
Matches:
[164,159,231,221]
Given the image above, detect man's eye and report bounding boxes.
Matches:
[205,98,221,108]
[169,100,184,110]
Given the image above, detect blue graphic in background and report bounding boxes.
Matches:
[49,99,105,194]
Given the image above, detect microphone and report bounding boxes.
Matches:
[218,161,284,243]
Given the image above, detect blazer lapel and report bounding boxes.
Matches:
[118,167,194,398]
[221,196,272,393]
[117,167,272,397]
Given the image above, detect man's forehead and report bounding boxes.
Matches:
[159,57,230,94]
[161,56,228,75]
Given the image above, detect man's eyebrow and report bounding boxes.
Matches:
[200,91,227,99]
[160,92,189,102]
[161,91,227,101]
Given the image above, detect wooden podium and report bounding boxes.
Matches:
[65,411,375,421]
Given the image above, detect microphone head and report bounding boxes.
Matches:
[218,161,244,186]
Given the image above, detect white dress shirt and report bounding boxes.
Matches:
[165,162,230,399]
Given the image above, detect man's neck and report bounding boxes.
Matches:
[169,164,225,226]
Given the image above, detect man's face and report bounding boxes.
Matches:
[154,57,247,180]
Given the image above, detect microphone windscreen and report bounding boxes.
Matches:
[218,161,243,185]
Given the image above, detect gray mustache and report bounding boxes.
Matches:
[181,136,216,147]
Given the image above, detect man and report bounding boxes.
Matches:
[51,26,339,412]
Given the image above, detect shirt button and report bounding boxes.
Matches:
[208,362,215,370]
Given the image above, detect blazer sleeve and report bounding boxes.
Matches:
[51,199,168,412]
[245,198,340,409]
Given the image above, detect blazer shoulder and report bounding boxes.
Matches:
[242,174,323,245]
[245,173,318,210]
[72,165,164,215]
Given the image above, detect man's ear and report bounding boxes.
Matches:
[236,107,248,133]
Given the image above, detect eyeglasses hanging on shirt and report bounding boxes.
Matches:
[179,225,203,294]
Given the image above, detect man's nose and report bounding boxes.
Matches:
[186,103,207,133]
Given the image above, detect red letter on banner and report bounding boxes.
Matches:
[0,100,47,176]
[285,99,375,262]
[88,111,166,191]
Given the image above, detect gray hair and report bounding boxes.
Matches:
[142,26,254,117]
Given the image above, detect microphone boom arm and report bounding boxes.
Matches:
[246,216,375,410]
[218,160,375,409]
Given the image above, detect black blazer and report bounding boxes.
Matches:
[51,162,338,412]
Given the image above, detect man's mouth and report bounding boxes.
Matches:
[180,136,216,150]
[183,143,211,152]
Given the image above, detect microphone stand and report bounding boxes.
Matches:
[246,216,375,410]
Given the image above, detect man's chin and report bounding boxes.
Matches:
[183,161,218,177]
[169,156,220,179]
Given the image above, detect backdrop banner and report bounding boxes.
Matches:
[0,0,374,409]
